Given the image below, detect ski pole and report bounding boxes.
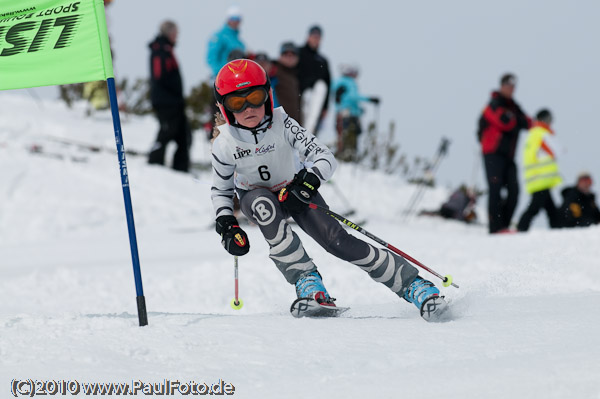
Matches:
[374,102,381,135]
[403,137,451,221]
[230,256,244,309]
[305,200,459,288]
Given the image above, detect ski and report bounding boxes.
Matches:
[44,135,147,157]
[420,296,451,322]
[290,298,349,318]
[29,144,89,163]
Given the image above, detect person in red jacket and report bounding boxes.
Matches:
[477,73,532,233]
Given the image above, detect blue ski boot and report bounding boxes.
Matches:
[295,271,335,306]
[403,276,449,322]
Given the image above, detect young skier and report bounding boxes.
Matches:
[210,59,447,320]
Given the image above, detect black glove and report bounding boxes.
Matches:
[278,169,321,213]
[215,215,250,256]
[500,110,515,124]
[369,97,380,105]
[516,112,529,129]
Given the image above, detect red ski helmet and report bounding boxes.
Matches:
[214,58,273,125]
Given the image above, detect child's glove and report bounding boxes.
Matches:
[278,169,321,214]
[215,215,250,256]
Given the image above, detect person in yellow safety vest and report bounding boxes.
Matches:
[82,81,110,112]
[516,109,562,231]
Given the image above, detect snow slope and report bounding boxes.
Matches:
[1,93,599,399]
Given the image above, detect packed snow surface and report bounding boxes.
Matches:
[1,94,599,398]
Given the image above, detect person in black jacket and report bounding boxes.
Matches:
[477,73,531,233]
[274,42,302,124]
[558,172,600,227]
[297,25,331,135]
[147,20,191,172]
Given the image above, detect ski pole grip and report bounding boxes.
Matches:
[289,188,310,204]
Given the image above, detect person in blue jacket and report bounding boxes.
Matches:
[206,6,246,78]
[332,64,379,161]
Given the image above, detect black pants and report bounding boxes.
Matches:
[237,188,418,294]
[517,189,559,231]
[148,105,191,172]
[483,154,519,233]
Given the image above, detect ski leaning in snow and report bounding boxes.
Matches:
[44,135,147,157]
[290,298,349,318]
[302,79,328,134]
[29,144,89,163]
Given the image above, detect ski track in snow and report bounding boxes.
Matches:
[1,94,600,399]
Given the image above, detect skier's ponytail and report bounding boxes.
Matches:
[211,110,227,142]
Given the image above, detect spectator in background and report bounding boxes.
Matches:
[332,64,379,161]
[297,25,331,135]
[477,73,531,234]
[204,7,245,141]
[81,0,114,113]
[206,6,245,79]
[253,53,279,108]
[517,109,562,231]
[557,172,600,227]
[82,80,109,113]
[227,48,246,62]
[273,42,302,123]
[147,20,191,172]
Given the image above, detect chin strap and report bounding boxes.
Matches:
[232,115,273,144]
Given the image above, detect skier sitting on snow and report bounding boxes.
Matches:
[209,59,446,319]
[420,185,478,223]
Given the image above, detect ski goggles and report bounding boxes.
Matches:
[223,87,268,113]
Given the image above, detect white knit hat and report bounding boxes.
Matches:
[226,5,242,20]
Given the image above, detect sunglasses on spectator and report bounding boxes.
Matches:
[224,87,268,113]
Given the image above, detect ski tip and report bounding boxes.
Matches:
[420,296,451,323]
[290,298,348,318]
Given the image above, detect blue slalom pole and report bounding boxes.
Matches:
[106,77,148,326]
